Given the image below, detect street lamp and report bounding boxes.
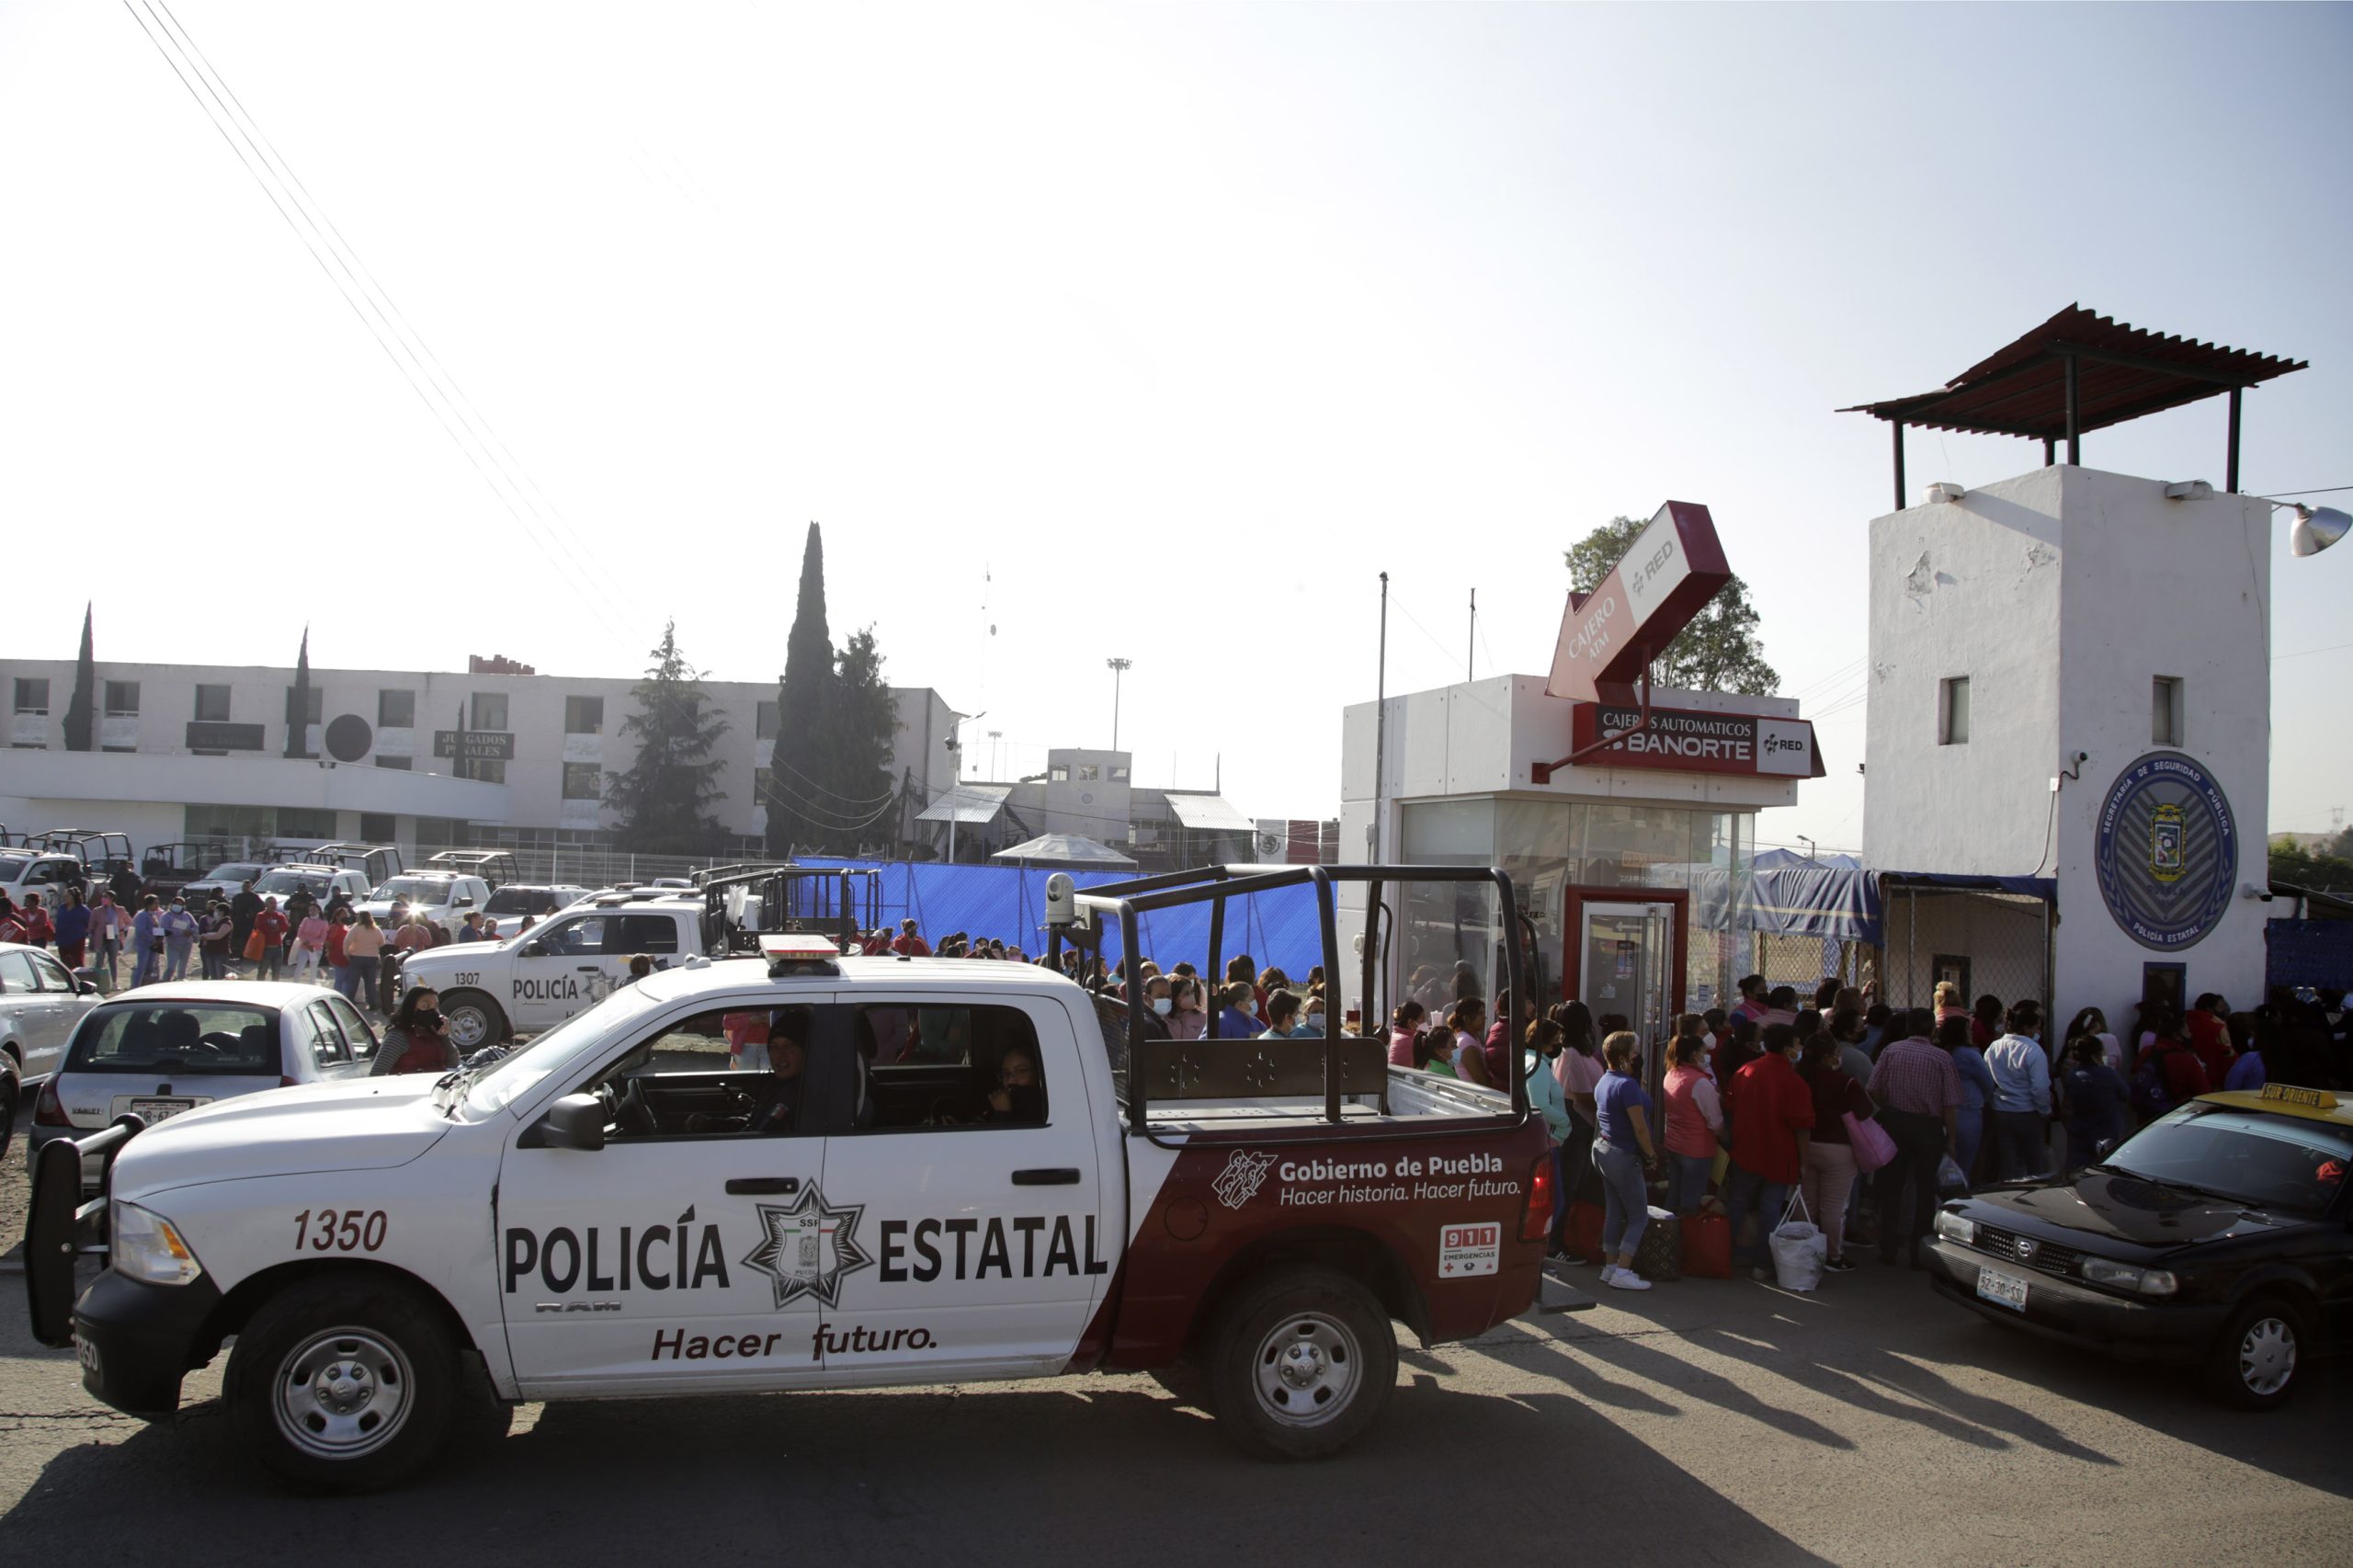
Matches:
[1106,658,1132,750]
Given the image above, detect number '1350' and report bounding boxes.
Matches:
[292,1210,387,1252]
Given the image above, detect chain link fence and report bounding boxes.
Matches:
[1875,883,2052,1019]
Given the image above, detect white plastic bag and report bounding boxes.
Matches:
[1769,1191,1827,1292]
[1936,1153,1969,1194]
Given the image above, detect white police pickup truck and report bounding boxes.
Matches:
[398,892,702,1049]
[28,865,1574,1492]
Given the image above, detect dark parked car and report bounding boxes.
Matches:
[1924,1084,2352,1409]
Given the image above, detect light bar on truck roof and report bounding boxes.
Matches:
[760,931,841,977]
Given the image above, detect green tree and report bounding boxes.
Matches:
[284,627,313,758]
[1564,516,1779,694]
[607,622,731,854]
[2269,839,2353,894]
[63,604,95,752]
[763,525,900,857]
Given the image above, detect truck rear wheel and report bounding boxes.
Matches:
[1205,1265,1396,1460]
[439,989,507,1051]
[227,1274,459,1493]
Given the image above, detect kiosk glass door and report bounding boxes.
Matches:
[1580,901,1675,1046]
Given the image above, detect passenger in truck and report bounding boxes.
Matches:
[981,1045,1043,1124]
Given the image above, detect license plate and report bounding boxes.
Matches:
[129,1097,196,1123]
[1976,1267,2029,1312]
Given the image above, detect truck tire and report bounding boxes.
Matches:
[226,1273,459,1493]
[439,989,508,1051]
[1204,1265,1396,1460]
[0,1064,18,1161]
[2202,1293,2305,1411]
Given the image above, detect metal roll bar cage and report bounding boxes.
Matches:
[1045,862,1529,1132]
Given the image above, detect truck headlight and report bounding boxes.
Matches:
[2081,1257,2177,1297]
[110,1201,204,1288]
[1933,1210,1975,1245]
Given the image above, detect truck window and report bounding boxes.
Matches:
[596,1006,821,1139]
[539,915,608,956]
[616,914,680,954]
[849,1003,1046,1130]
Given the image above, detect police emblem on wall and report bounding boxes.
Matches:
[2092,751,2238,951]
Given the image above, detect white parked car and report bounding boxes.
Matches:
[398,892,701,1049]
[28,982,380,1187]
[252,865,374,911]
[0,941,105,1154]
[355,872,493,941]
[1,849,90,910]
[179,860,278,908]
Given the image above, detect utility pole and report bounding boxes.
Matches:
[987,730,1003,778]
[1467,588,1476,682]
[1373,572,1388,858]
[1107,657,1132,750]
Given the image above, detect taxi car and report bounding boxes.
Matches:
[1925,1083,2352,1409]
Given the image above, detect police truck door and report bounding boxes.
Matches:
[509,912,617,1032]
[495,996,834,1392]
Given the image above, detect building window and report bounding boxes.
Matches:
[287,685,324,724]
[565,695,604,734]
[471,692,508,732]
[754,766,773,807]
[102,745,135,754]
[467,759,507,785]
[1938,676,1971,745]
[1078,764,1100,781]
[104,680,140,716]
[359,812,396,843]
[14,677,49,715]
[1110,765,1131,782]
[1050,765,1070,782]
[278,807,337,839]
[194,684,231,722]
[562,762,603,801]
[2153,676,2183,746]
[377,756,412,771]
[379,688,415,727]
[756,699,779,740]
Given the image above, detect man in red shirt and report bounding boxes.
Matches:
[892,919,931,958]
[250,898,290,982]
[2184,996,2236,1087]
[1724,1023,1815,1276]
[1868,1008,1963,1267]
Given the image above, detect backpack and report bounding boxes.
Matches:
[2131,1044,2183,1120]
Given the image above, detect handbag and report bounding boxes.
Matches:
[1846,1111,1897,1173]
[242,930,266,960]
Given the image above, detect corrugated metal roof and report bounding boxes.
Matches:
[915,783,1010,824]
[991,833,1137,867]
[1164,792,1253,833]
[1842,304,2305,437]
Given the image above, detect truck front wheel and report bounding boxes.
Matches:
[439,989,508,1051]
[226,1274,459,1492]
[1205,1265,1397,1460]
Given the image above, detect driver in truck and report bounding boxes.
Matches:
[685,1024,805,1134]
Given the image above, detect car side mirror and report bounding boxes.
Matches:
[522,939,548,958]
[536,1094,607,1152]
[456,896,476,908]
[2094,1137,2119,1159]
[76,979,99,995]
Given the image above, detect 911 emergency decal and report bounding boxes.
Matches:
[742,1186,872,1309]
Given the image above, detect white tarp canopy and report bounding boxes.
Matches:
[915,783,1011,825]
[991,832,1137,868]
[1163,792,1253,833]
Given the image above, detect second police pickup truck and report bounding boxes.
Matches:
[28,865,1559,1491]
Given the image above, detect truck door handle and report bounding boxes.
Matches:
[725,1176,801,1195]
[1011,1168,1081,1187]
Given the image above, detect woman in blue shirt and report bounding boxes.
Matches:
[1591,1031,1662,1291]
[1942,1016,1999,1185]
[2060,1035,2129,1170]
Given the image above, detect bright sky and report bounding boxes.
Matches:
[4,3,2348,852]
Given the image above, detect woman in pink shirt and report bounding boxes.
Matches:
[290,910,332,979]
[1663,1033,1724,1212]
[1387,1000,1428,1066]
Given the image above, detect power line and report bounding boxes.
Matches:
[122,1,639,642]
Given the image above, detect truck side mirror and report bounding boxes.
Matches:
[522,939,548,958]
[535,1094,607,1152]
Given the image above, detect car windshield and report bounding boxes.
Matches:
[66,1003,278,1075]
[483,888,542,915]
[256,870,333,898]
[0,855,28,880]
[372,877,452,902]
[2102,1106,2353,1217]
[461,983,663,1119]
[206,863,266,883]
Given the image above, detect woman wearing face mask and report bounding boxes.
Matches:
[1216,982,1260,1040]
[370,987,458,1076]
[1292,995,1325,1038]
[1165,975,1208,1040]
[1142,973,1174,1029]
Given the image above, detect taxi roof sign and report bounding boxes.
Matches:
[2260,1082,2338,1111]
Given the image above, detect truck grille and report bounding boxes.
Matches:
[1975,1224,2081,1278]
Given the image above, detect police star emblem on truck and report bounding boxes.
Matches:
[742,1186,873,1309]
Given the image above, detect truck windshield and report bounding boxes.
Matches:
[372,877,451,902]
[461,984,662,1119]
[0,855,28,880]
[255,871,333,898]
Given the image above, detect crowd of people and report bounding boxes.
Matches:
[0,877,543,1016]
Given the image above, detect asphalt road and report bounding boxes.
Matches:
[3,1210,2347,1568]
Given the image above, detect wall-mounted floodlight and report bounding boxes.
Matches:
[2285,503,2350,558]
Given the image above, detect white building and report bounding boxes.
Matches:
[1,653,956,863]
[913,747,1258,870]
[1862,464,2271,1028]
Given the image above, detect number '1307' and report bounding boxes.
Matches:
[293,1210,388,1252]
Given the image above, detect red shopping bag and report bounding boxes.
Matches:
[1679,1210,1733,1278]
[1564,1200,1607,1266]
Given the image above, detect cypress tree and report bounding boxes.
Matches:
[63,604,96,751]
[766,523,834,856]
[285,627,313,757]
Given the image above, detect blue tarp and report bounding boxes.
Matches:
[815,858,1329,975]
[1746,864,2056,947]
